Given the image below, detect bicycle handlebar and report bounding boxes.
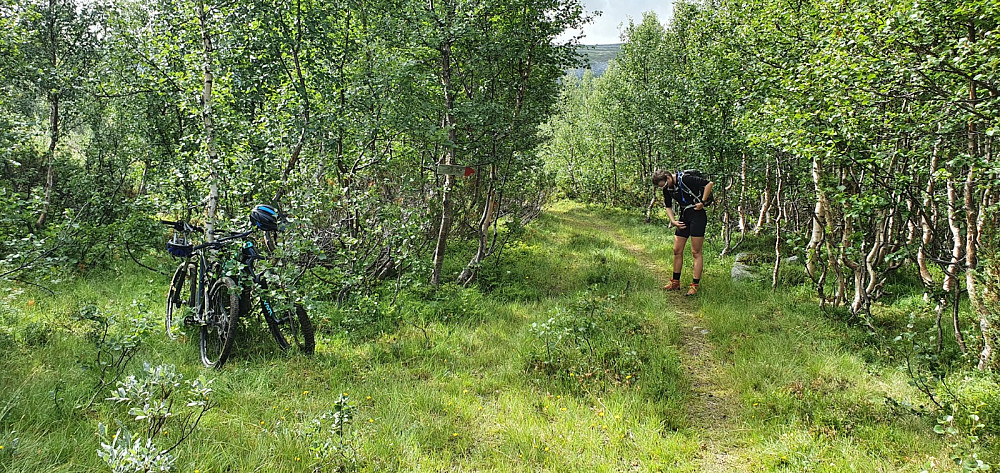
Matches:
[192,229,254,251]
[160,219,204,233]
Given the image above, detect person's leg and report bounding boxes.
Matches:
[673,235,688,276]
[664,235,687,290]
[685,210,708,295]
[690,236,704,280]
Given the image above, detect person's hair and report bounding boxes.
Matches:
[651,169,670,186]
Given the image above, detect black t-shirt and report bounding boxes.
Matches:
[662,173,710,209]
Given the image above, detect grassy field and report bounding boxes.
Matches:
[0,202,963,471]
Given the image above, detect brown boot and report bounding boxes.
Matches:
[685,283,699,296]
[663,279,681,290]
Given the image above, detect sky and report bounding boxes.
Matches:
[558,0,676,45]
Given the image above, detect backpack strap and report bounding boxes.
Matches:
[676,171,701,206]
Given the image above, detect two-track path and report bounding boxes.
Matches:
[553,209,745,471]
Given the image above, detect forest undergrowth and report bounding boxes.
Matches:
[0,202,981,472]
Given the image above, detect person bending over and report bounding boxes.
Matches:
[651,169,713,296]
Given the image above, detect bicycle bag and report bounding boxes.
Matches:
[167,234,193,258]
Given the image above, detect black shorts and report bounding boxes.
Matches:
[675,208,707,238]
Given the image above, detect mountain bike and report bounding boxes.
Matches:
[162,216,314,368]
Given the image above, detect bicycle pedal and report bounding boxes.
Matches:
[183,314,197,326]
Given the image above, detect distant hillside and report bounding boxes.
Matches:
[571,43,621,78]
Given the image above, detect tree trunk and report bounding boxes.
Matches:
[431,33,456,287]
[197,0,220,242]
[610,138,619,205]
[37,0,60,228]
[37,94,59,227]
[738,153,747,236]
[754,162,772,235]
[772,155,783,290]
[918,138,939,289]
[720,176,734,256]
[944,173,968,354]
[805,154,828,282]
[456,185,498,286]
[273,0,312,204]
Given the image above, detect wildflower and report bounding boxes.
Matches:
[303,391,309,395]
[452,433,458,437]
[369,418,374,423]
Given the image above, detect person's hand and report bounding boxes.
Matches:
[672,220,687,229]
[694,202,704,211]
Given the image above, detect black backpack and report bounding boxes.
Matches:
[676,170,714,207]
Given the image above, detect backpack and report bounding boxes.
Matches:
[676,170,714,207]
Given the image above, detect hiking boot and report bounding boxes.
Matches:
[685,283,699,296]
[663,279,681,290]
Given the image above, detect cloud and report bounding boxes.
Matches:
[558,0,675,45]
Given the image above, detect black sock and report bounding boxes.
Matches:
[673,272,681,281]
[692,278,700,285]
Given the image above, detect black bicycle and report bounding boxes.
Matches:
[162,208,314,368]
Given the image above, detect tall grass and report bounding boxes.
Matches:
[0,201,959,471]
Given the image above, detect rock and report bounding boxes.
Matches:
[784,255,799,263]
[731,261,758,282]
[734,252,753,263]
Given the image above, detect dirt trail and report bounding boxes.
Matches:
[553,210,743,471]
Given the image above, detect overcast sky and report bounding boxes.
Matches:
[558,0,676,45]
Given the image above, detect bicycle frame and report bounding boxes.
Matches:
[163,216,314,363]
[164,220,253,324]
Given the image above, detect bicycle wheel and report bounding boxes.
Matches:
[264,300,315,355]
[201,277,240,368]
[165,262,195,339]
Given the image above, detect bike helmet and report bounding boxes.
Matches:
[166,234,194,258]
[250,204,282,231]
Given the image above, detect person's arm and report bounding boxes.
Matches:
[665,207,686,228]
[663,193,687,229]
[693,181,714,210]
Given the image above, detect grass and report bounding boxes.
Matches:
[0,201,969,471]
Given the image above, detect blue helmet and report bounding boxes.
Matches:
[250,204,282,231]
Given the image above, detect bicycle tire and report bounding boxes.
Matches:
[165,262,195,339]
[264,300,315,355]
[201,277,240,368]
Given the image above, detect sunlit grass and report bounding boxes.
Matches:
[0,201,963,471]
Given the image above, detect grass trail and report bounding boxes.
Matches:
[551,208,742,471]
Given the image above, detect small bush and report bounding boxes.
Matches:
[20,321,52,347]
[526,291,645,391]
[942,372,1000,438]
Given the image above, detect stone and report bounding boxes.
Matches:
[731,261,758,282]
